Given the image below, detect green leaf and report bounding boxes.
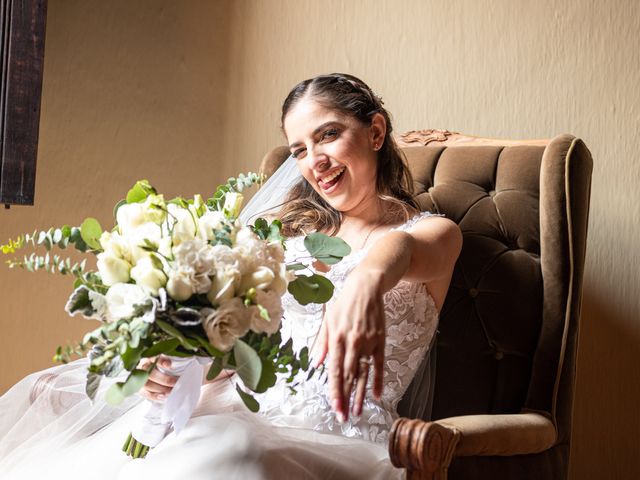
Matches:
[80,218,103,250]
[105,369,149,406]
[303,233,351,265]
[141,338,181,358]
[85,371,102,401]
[121,345,144,371]
[286,262,307,271]
[233,339,262,391]
[65,286,95,317]
[254,358,277,393]
[299,346,310,371]
[126,180,157,204]
[287,274,335,305]
[235,384,260,413]
[189,335,223,358]
[155,319,199,351]
[206,357,224,381]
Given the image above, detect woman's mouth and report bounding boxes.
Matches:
[318,167,346,191]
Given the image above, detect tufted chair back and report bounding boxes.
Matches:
[261,133,593,479]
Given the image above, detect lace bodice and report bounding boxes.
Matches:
[258,213,440,445]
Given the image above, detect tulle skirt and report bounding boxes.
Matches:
[0,359,404,479]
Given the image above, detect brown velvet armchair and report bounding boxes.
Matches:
[261,132,593,480]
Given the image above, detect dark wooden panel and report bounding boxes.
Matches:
[0,0,47,206]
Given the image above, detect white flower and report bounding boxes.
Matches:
[238,265,275,294]
[105,283,152,321]
[97,252,131,286]
[207,266,240,304]
[197,211,225,241]
[99,231,129,259]
[202,299,250,352]
[126,222,163,263]
[168,240,216,298]
[222,192,244,218]
[248,290,283,334]
[116,203,147,238]
[130,256,167,296]
[142,194,167,224]
[165,203,197,246]
[165,271,191,302]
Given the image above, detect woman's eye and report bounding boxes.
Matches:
[292,148,306,159]
[321,129,339,141]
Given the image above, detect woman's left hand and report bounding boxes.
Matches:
[311,267,386,422]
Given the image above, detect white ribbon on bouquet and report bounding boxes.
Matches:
[131,356,210,447]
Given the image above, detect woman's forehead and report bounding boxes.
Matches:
[283,98,350,140]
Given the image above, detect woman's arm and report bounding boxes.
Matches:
[312,216,462,421]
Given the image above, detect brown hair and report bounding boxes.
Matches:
[278,73,417,236]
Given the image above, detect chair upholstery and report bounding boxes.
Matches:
[260,133,593,480]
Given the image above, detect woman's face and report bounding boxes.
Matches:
[283,97,385,217]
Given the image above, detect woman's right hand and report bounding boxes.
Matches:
[138,357,178,402]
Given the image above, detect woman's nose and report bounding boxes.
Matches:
[308,146,330,172]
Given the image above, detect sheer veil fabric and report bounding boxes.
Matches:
[0,157,439,479]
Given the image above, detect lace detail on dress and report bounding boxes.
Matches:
[260,213,441,445]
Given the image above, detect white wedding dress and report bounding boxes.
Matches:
[0,213,439,480]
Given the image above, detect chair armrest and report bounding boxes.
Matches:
[389,413,557,478]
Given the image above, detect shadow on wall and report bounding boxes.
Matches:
[571,288,640,479]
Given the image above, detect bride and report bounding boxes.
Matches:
[0,73,461,479]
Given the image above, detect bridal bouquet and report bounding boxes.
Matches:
[2,174,349,458]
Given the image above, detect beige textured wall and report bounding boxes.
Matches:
[1,1,638,478]
[0,0,231,390]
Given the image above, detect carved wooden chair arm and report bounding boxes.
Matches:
[389,412,557,479]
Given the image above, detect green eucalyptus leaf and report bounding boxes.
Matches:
[303,233,351,264]
[233,339,262,391]
[287,274,335,305]
[141,338,181,358]
[105,369,149,406]
[235,384,260,413]
[206,357,224,381]
[80,218,103,250]
[254,358,277,393]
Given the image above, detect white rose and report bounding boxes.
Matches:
[99,231,129,259]
[222,192,244,218]
[166,204,197,246]
[270,263,291,296]
[239,266,275,294]
[166,270,194,301]
[267,241,285,263]
[97,252,131,286]
[116,203,147,237]
[197,211,225,241]
[248,290,283,335]
[130,256,166,296]
[202,299,250,352]
[127,222,163,263]
[207,266,240,305]
[142,194,167,224]
[105,283,151,321]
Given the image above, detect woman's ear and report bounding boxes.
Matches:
[370,113,387,150]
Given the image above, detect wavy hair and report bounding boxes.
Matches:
[278,73,417,236]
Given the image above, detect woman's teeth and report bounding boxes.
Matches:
[320,167,345,185]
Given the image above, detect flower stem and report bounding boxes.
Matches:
[122,432,151,459]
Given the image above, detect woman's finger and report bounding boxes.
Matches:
[372,336,385,400]
[352,361,369,417]
[342,335,361,416]
[148,369,178,388]
[329,339,346,421]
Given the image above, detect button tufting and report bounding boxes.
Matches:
[495,351,504,361]
[488,190,496,197]
[469,288,479,298]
